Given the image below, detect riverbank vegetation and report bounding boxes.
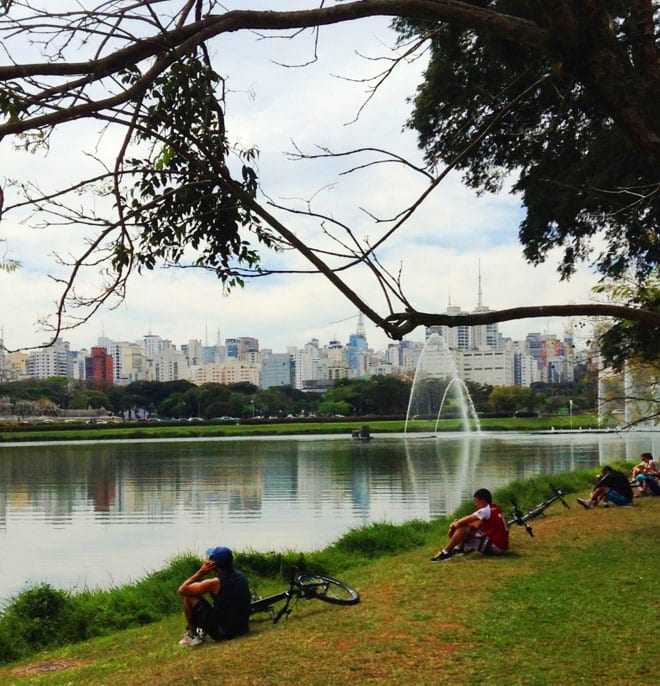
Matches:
[2,465,654,685]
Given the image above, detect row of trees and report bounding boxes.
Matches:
[0,373,598,420]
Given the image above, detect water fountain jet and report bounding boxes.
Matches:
[404,333,481,436]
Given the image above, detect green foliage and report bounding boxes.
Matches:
[0,377,71,407]
[69,390,112,410]
[332,520,433,557]
[396,3,658,285]
[124,56,279,287]
[0,584,75,660]
[594,270,660,371]
[0,555,200,663]
[488,385,544,415]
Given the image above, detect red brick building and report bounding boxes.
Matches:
[85,347,114,384]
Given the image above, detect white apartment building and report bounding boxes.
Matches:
[294,340,321,389]
[143,334,162,359]
[183,339,204,367]
[148,347,190,382]
[26,339,71,379]
[512,343,542,387]
[461,349,514,386]
[192,359,259,386]
[471,306,500,350]
[71,349,89,381]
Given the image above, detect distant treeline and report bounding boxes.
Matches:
[0,372,596,420]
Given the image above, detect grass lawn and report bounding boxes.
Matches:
[1,493,655,685]
[0,414,606,443]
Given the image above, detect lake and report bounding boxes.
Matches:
[0,431,657,602]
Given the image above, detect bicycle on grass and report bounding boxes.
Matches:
[507,486,570,537]
[250,572,360,624]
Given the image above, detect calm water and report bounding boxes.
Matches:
[0,431,657,601]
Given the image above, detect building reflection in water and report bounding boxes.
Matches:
[0,431,657,600]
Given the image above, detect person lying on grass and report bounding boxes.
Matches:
[431,488,509,562]
[177,546,251,647]
[577,465,634,509]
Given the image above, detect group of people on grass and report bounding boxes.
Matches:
[177,453,657,647]
[429,452,658,562]
[577,452,659,508]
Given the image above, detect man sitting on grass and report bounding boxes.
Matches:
[177,546,251,647]
[577,465,633,509]
[431,488,509,562]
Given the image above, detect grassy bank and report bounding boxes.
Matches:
[0,414,606,443]
[1,466,655,684]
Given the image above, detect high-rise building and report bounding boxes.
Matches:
[26,340,72,379]
[261,352,293,389]
[471,264,500,350]
[150,348,190,382]
[144,333,166,360]
[182,339,204,367]
[346,313,368,377]
[462,349,514,386]
[85,347,114,384]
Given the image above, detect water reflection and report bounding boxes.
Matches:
[0,432,657,600]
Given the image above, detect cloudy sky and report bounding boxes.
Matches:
[0,1,599,355]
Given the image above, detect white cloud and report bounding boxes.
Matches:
[0,2,600,355]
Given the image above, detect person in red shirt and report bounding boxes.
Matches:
[431,488,509,562]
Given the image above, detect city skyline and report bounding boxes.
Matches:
[2,301,579,358]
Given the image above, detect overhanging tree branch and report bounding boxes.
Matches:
[0,1,657,359]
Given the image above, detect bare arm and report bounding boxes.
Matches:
[178,560,220,597]
[448,513,479,536]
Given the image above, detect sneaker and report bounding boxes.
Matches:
[451,547,465,557]
[179,631,203,647]
[577,498,592,509]
[430,550,454,562]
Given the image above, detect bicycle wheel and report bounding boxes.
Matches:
[295,573,360,605]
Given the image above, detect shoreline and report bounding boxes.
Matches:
[0,414,612,443]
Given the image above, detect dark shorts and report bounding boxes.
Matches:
[605,488,632,506]
[463,528,506,555]
[191,598,248,641]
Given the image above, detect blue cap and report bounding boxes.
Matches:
[206,546,233,567]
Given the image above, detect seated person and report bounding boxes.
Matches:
[632,452,660,496]
[578,465,633,508]
[431,488,509,562]
[177,546,251,647]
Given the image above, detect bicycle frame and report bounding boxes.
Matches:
[249,572,359,624]
[507,486,570,537]
[250,577,299,624]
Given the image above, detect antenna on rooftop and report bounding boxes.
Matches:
[477,258,483,308]
[356,312,365,336]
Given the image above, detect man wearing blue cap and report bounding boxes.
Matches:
[177,546,251,647]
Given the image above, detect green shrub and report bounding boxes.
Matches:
[332,520,433,557]
[4,584,75,650]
